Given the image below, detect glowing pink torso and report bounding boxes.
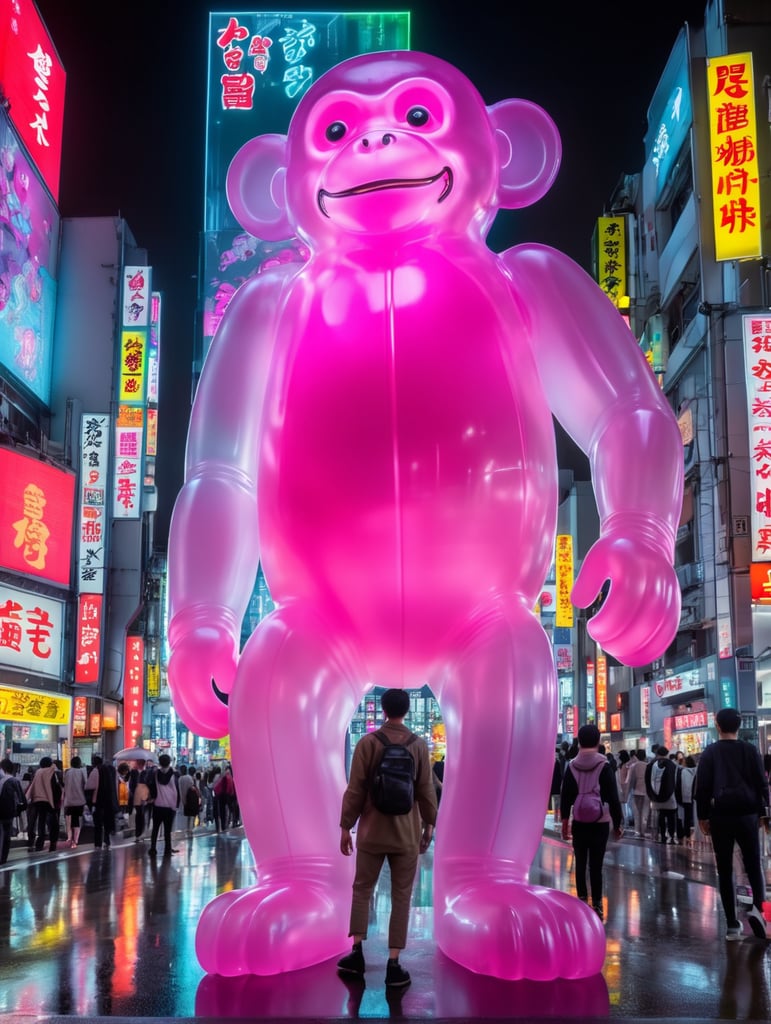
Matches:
[258,242,557,675]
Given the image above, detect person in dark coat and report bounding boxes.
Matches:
[85,755,119,849]
[696,707,770,941]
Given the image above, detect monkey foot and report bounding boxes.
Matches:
[435,863,606,981]
[196,872,349,976]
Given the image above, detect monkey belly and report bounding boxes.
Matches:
[258,260,558,676]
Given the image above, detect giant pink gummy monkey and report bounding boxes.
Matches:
[167,51,683,981]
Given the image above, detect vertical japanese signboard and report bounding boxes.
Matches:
[78,414,109,592]
[113,265,150,520]
[555,534,574,628]
[0,0,66,202]
[593,217,627,307]
[74,593,102,684]
[707,52,761,261]
[124,636,144,748]
[743,314,771,559]
[596,653,607,733]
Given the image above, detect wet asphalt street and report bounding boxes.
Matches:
[0,819,769,1023]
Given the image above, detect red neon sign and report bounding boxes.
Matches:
[0,0,66,201]
[74,593,102,684]
[124,636,144,747]
[0,448,75,585]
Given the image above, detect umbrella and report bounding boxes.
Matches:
[112,747,155,762]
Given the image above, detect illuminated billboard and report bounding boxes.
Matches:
[0,447,75,585]
[78,414,109,592]
[743,313,771,560]
[0,109,59,406]
[202,11,410,354]
[645,28,692,202]
[0,0,66,202]
[707,52,762,261]
[0,582,63,679]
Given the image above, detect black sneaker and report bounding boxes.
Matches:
[337,945,365,975]
[385,959,411,987]
[746,904,768,940]
[592,903,604,922]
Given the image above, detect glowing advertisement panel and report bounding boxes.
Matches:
[124,635,144,748]
[113,406,143,520]
[593,217,626,307]
[555,534,574,628]
[78,414,109,593]
[707,52,761,261]
[645,28,692,202]
[74,592,103,684]
[0,0,66,202]
[202,11,410,354]
[0,447,75,585]
[0,582,62,678]
[0,681,70,725]
[0,109,59,405]
[743,313,771,559]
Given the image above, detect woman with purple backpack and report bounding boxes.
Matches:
[560,724,623,921]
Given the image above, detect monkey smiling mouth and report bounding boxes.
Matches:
[318,166,453,218]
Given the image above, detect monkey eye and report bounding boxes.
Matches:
[325,121,347,142]
[406,106,430,127]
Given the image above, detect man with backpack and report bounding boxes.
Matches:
[337,688,437,988]
[560,723,622,921]
[645,747,678,844]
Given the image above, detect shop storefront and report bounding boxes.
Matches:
[0,682,72,770]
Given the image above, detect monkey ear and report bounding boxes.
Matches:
[488,99,561,209]
[226,134,292,241]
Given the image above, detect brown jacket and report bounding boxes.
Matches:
[340,721,438,854]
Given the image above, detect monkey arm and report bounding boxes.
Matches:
[166,270,291,737]
[502,243,683,666]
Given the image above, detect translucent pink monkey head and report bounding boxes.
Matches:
[227,51,562,247]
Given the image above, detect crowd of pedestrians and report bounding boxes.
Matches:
[0,755,241,861]
[553,707,770,941]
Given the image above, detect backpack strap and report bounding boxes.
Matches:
[373,730,419,748]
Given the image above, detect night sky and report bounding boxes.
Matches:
[35,0,707,545]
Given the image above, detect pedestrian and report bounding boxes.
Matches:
[62,756,88,848]
[550,747,565,825]
[560,723,623,921]
[432,755,445,809]
[25,756,62,852]
[626,748,651,839]
[85,755,119,849]
[675,754,697,843]
[176,765,193,833]
[645,746,678,844]
[337,688,437,988]
[201,771,214,826]
[128,758,152,842]
[147,754,180,857]
[617,749,633,828]
[0,758,26,864]
[695,707,770,941]
[116,762,131,827]
[213,766,235,831]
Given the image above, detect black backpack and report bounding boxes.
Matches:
[370,731,418,815]
[0,777,25,819]
[183,784,201,816]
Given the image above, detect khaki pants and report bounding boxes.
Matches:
[349,847,419,949]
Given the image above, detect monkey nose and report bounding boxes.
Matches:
[360,133,396,150]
